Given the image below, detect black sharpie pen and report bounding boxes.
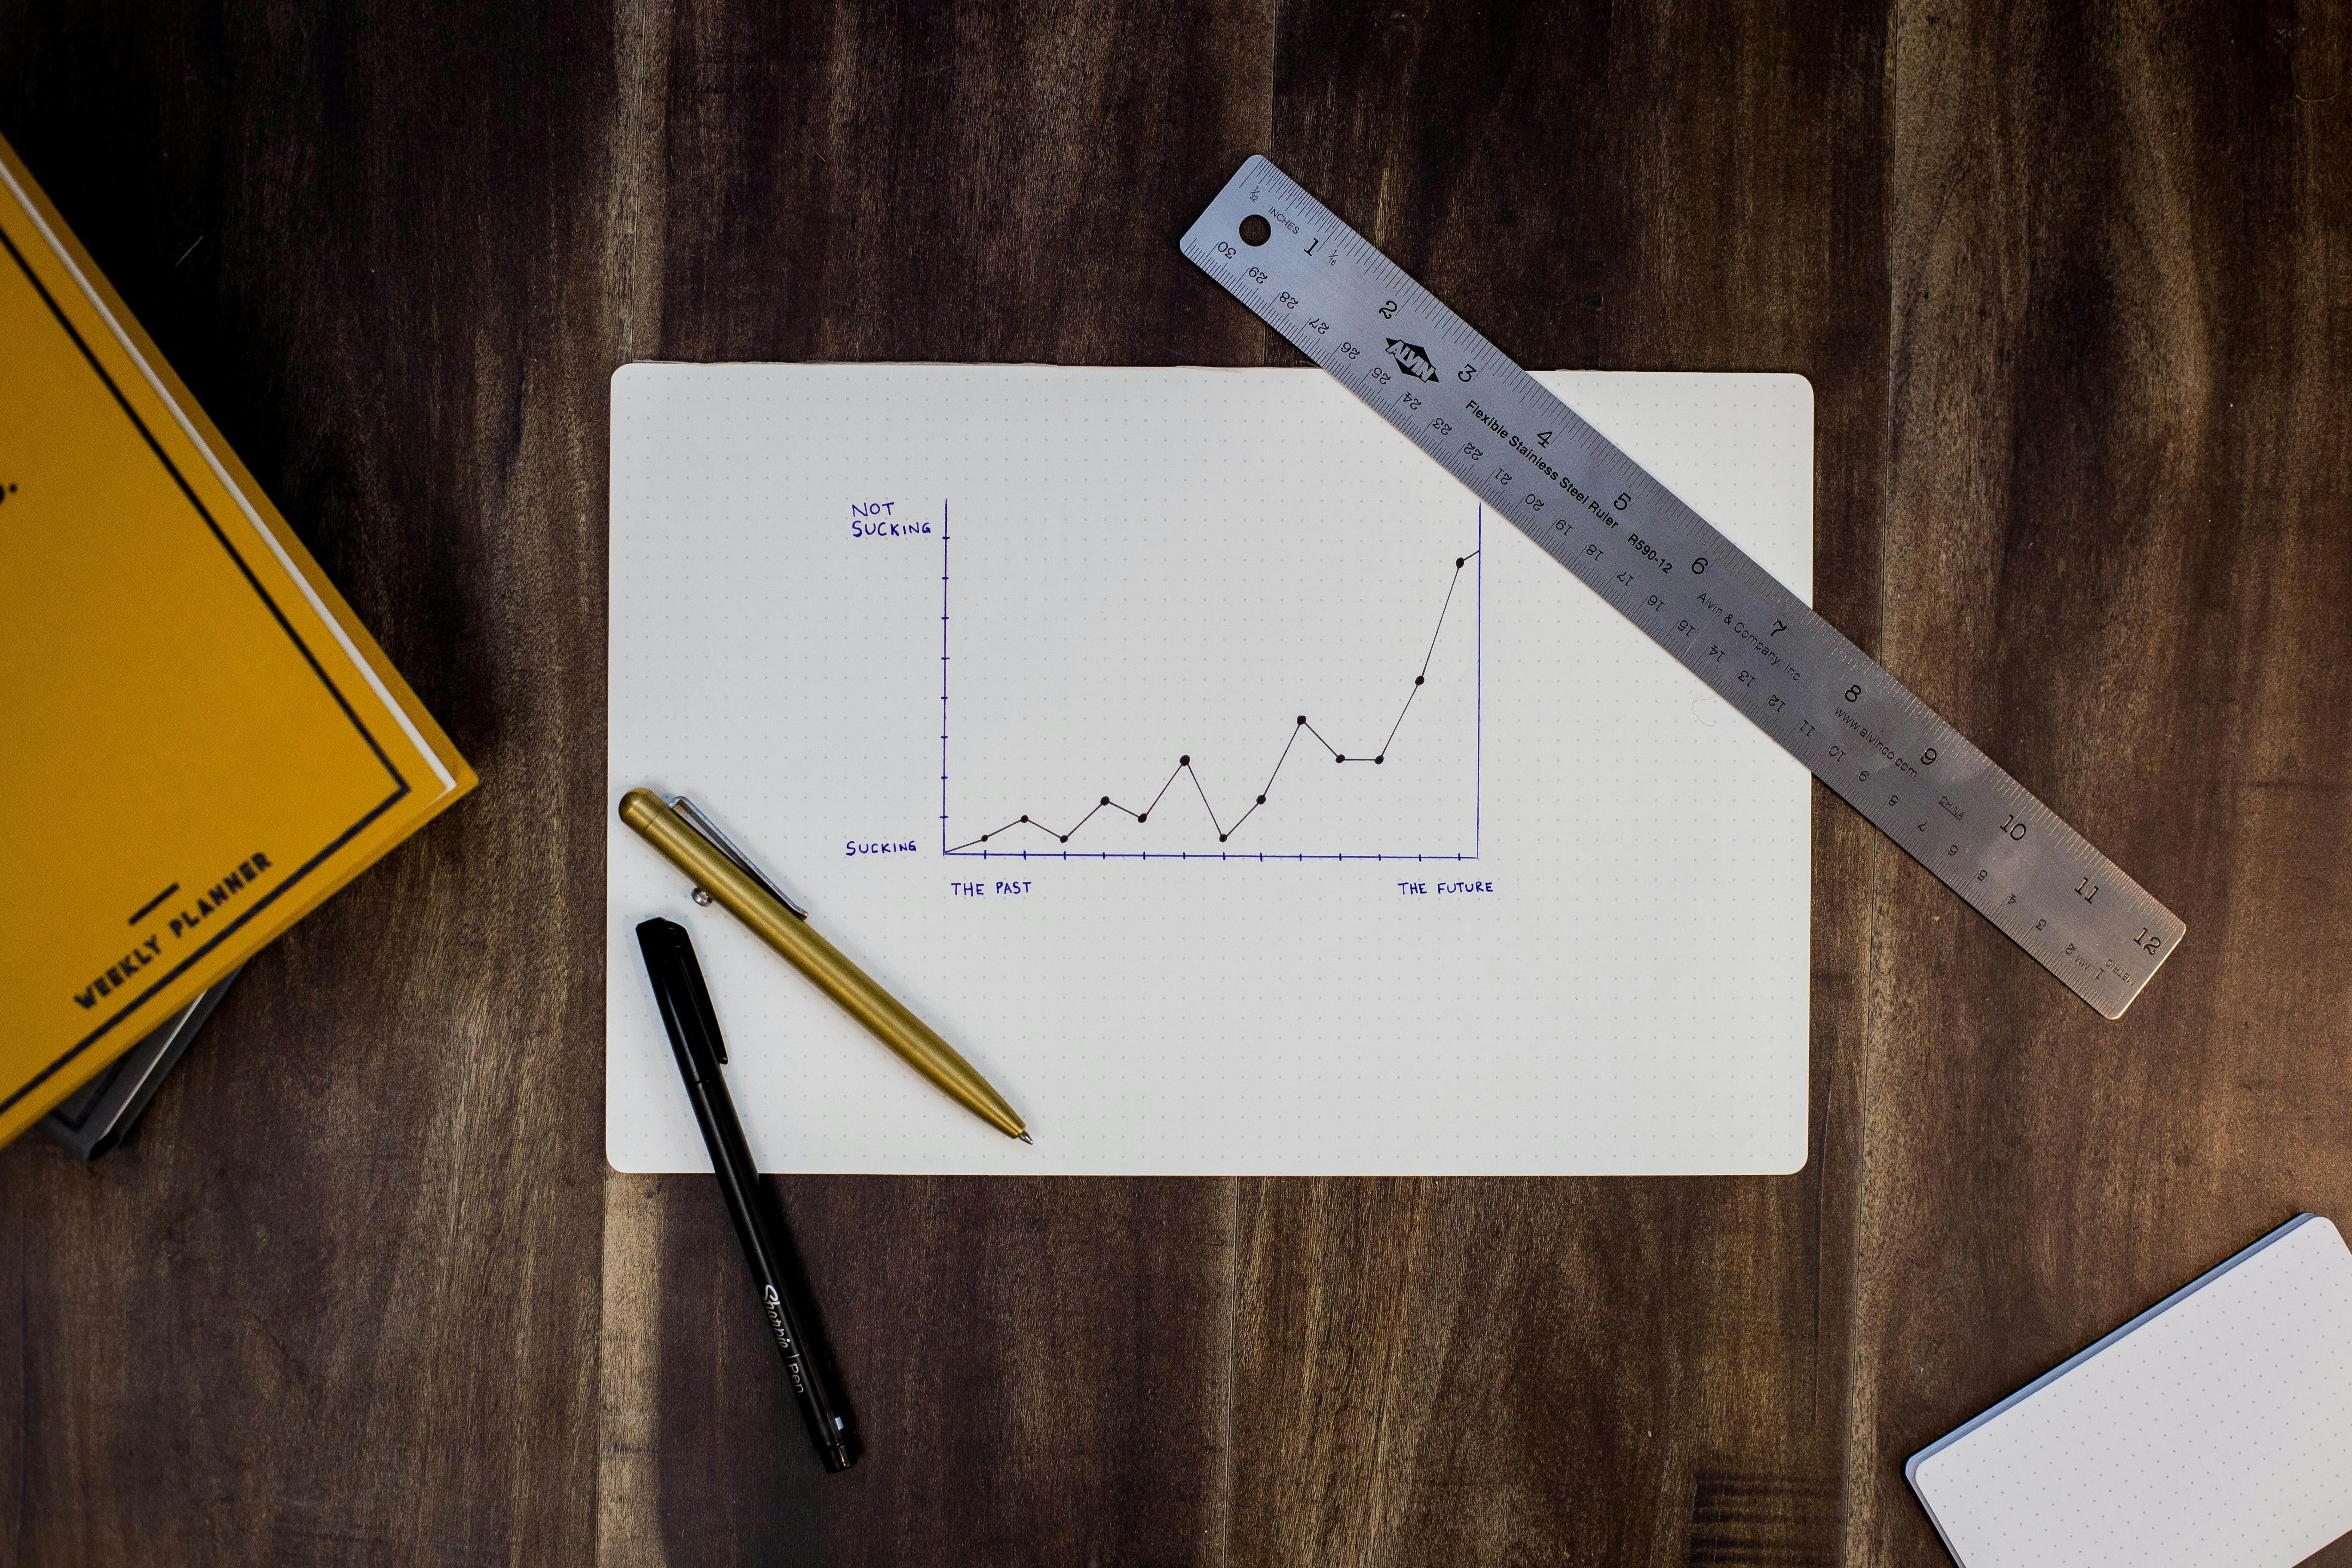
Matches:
[636,916,854,1472]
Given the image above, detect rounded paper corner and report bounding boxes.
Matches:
[1759,1113,1811,1176]
[609,360,668,395]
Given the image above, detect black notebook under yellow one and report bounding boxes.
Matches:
[0,135,476,1147]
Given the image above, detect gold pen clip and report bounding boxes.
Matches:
[669,795,808,920]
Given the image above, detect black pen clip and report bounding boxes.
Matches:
[671,795,809,919]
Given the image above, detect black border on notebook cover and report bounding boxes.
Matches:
[0,221,411,1114]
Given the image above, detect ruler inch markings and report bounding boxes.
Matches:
[1183,155,2183,1019]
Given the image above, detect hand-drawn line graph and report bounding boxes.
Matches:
[940,503,1482,861]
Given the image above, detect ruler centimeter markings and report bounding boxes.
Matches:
[1182,156,2183,1018]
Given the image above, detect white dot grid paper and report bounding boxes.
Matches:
[1908,1214,2352,1568]
[606,364,1812,1175]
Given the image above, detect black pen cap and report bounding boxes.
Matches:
[636,917,730,1083]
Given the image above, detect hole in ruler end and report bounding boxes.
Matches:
[1239,214,1271,246]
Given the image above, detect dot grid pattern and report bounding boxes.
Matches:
[1909,1214,2352,1567]
[606,365,1812,1175]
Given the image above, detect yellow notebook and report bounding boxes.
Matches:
[0,136,476,1147]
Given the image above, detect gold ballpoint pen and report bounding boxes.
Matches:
[619,788,1029,1142]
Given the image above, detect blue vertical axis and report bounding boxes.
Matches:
[931,500,940,846]
[1476,502,1482,858]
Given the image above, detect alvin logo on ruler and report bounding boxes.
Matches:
[1385,338,1440,382]
[1182,156,2184,1018]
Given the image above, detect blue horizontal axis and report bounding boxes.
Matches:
[939,850,1478,861]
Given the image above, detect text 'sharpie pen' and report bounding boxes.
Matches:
[618,788,1030,1142]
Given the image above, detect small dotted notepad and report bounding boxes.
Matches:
[606,365,1813,1175]
[1908,1213,2352,1567]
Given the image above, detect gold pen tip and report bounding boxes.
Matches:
[1018,1131,1034,1145]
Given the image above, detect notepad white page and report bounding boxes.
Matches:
[1908,1213,2352,1568]
[606,364,1811,1175]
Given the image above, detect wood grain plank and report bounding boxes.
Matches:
[0,0,622,1561]
[1251,3,1890,1563]
[646,0,1275,368]
[1853,0,2352,1561]
[593,3,1273,1564]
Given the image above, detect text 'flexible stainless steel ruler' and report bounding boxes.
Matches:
[1183,156,2183,1017]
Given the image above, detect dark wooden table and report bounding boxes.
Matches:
[4,3,2347,1563]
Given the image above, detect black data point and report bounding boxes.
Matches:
[981,833,990,841]
[1256,794,1266,804]
[1060,836,1068,843]
[1296,715,1306,726]
[1137,813,1147,823]
[1101,796,1111,805]
[1415,675,1424,685]
[1335,754,1346,763]
[1020,815,1029,822]
[1219,834,1228,842]
[1456,556,1464,567]
[1180,755,1190,766]
[1375,755,1384,764]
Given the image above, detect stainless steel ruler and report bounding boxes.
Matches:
[1182,156,2183,1017]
